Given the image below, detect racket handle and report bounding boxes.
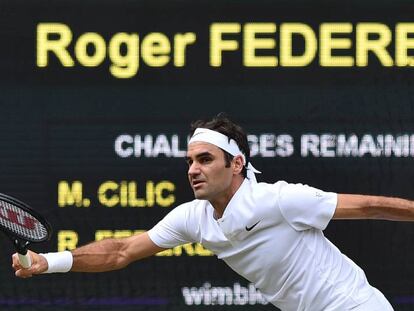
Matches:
[18,252,32,268]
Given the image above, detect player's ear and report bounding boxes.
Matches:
[232,155,244,174]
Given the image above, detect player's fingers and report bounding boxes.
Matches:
[12,253,32,276]
[13,251,48,277]
[11,253,23,270]
[15,268,33,278]
[12,253,19,264]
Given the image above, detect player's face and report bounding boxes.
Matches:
[186,142,234,201]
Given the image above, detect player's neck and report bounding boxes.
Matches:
[211,176,244,219]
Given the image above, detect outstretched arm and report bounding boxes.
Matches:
[71,232,164,272]
[334,194,414,221]
[12,232,165,277]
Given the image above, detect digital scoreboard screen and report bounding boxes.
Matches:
[0,0,413,310]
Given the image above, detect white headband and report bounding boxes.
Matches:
[188,128,261,183]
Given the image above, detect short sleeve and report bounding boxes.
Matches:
[278,182,337,231]
[147,203,194,248]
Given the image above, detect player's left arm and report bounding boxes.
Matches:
[334,194,414,221]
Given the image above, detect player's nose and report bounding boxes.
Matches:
[188,161,201,176]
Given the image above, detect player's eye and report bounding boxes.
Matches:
[200,157,212,164]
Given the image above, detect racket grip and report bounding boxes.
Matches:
[18,252,32,268]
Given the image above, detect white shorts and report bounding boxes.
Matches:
[351,287,394,311]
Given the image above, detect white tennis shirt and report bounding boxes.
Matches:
[148,179,374,310]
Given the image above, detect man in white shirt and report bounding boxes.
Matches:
[13,114,413,310]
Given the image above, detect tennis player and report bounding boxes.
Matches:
[13,115,413,310]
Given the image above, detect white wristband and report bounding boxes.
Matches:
[40,251,73,273]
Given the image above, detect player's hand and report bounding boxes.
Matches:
[12,251,48,278]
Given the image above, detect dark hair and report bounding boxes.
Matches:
[190,113,250,178]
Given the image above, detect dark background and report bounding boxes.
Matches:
[0,0,413,310]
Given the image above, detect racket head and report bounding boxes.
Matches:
[0,193,51,243]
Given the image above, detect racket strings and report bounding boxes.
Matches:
[0,201,48,241]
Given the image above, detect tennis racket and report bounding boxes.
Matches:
[0,193,51,268]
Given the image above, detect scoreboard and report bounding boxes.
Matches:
[0,0,413,310]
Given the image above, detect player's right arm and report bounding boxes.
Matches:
[12,232,165,278]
